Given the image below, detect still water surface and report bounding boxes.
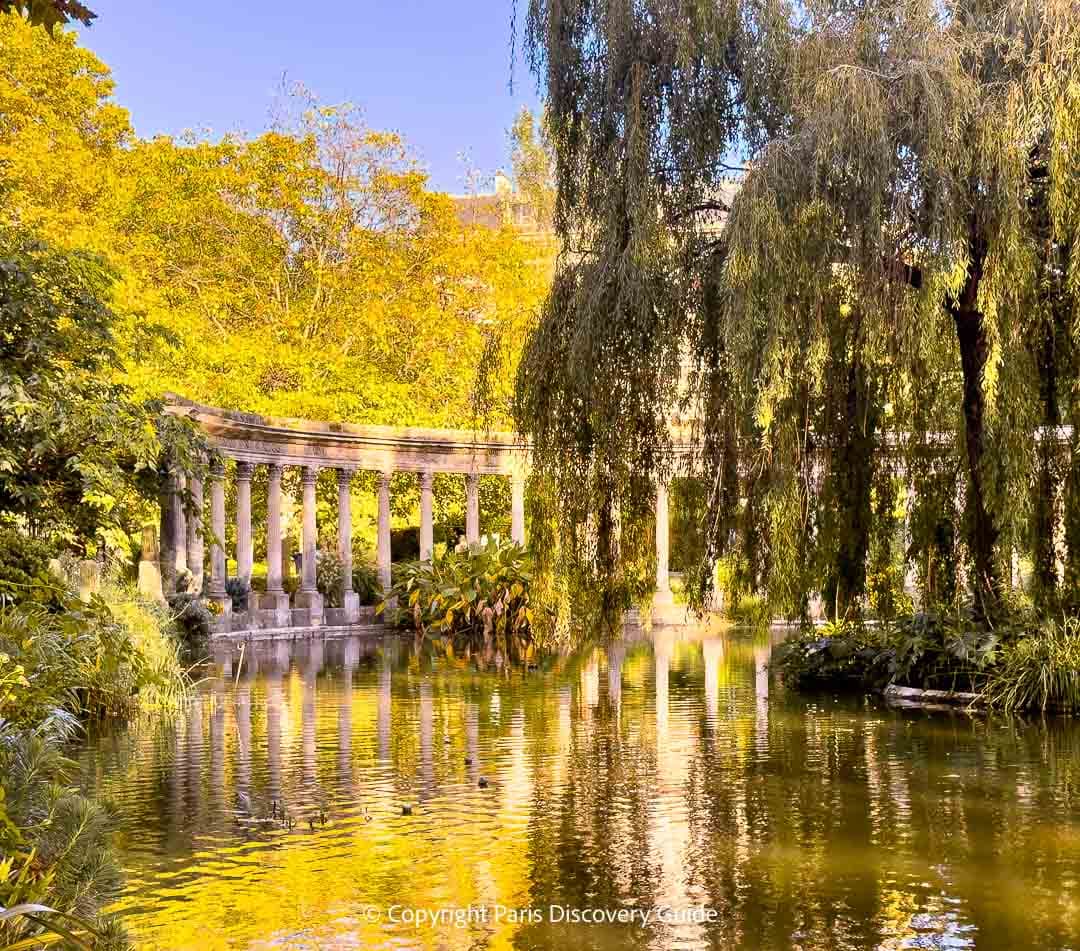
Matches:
[76,623,1080,950]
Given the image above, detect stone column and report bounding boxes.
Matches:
[419,470,435,561]
[173,472,188,578]
[376,471,392,594]
[465,472,480,545]
[207,458,230,618]
[138,523,165,603]
[159,481,177,594]
[235,462,254,610]
[654,476,673,606]
[260,464,290,623]
[338,469,360,623]
[186,475,204,594]
[902,476,921,609]
[294,465,324,626]
[511,471,526,546]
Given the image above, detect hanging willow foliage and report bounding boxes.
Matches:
[517,0,1080,625]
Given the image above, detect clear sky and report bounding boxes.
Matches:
[76,1,543,193]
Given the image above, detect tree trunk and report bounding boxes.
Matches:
[1032,321,1060,606]
[951,232,1000,616]
[824,349,876,620]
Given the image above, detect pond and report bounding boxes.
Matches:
[76,622,1080,950]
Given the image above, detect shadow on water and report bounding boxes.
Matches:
[74,621,1080,950]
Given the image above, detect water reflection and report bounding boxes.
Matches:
[76,625,1080,950]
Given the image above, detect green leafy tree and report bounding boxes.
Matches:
[0,230,200,552]
[518,0,1080,621]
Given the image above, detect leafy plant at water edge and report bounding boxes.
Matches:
[0,587,186,726]
[383,537,534,643]
[0,718,130,951]
[983,618,1080,713]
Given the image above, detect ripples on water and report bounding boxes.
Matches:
[75,622,1080,950]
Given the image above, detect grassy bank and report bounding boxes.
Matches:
[775,612,1080,714]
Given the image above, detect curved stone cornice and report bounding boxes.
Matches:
[165,395,530,475]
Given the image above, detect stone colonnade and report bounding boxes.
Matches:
[164,459,529,631]
[161,398,532,634]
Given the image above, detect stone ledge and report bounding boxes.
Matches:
[883,684,983,708]
[210,622,389,642]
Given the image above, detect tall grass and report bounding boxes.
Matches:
[983,618,1080,713]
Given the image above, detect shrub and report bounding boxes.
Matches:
[317,551,380,607]
[224,576,249,612]
[166,592,213,650]
[0,589,187,727]
[384,537,534,642]
[983,618,1080,713]
[0,525,61,607]
[773,620,894,691]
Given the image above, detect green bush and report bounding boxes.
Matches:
[0,587,187,727]
[166,592,213,650]
[773,620,894,691]
[384,537,534,642]
[317,551,380,607]
[983,618,1080,713]
[225,576,249,612]
[0,525,60,607]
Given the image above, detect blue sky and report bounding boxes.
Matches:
[77,1,542,193]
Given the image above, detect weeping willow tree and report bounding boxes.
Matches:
[516,0,1080,626]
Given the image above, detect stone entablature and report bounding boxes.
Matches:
[165,396,530,476]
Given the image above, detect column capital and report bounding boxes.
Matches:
[209,457,226,478]
[302,465,319,486]
[466,471,480,487]
[420,470,434,490]
[267,462,283,480]
[337,467,354,488]
[236,461,255,481]
[377,470,393,489]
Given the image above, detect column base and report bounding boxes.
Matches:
[654,587,675,607]
[342,591,361,624]
[294,590,324,627]
[259,590,292,628]
[138,561,165,603]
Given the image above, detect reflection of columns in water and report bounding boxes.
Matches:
[419,681,434,798]
[651,634,702,947]
[504,708,529,816]
[235,655,254,798]
[703,637,723,721]
[211,677,227,814]
[553,686,572,788]
[302,642,322,788]
[654,638,670,744]
[378,639,394,760]
[169,713,187,830]
[186,694,204,818]
[754,644,770,743]
[581,650,600,711]
[339,639,358,784]
[266,668,284,805]
[607,641,625,713]
[465,701,480,781]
